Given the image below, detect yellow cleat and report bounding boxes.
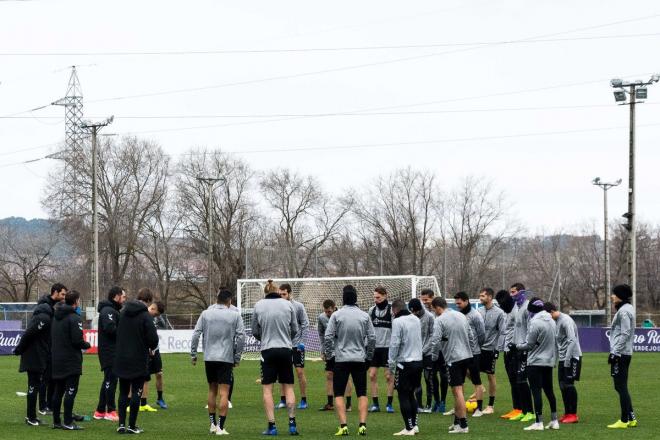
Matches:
[335,426,349,436]
[139,404,158,412]
[607,420,628,429]
[627,420,638,428]
[358,425,367,436]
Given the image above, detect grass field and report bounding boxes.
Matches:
[1,353,658,439]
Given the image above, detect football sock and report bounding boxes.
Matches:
[289,417,296,426]
[157,391,163,401]
[140,398,147,406]
[372,397,379,406]
[459,418,468,428]
[477,399,483,411]
[209,413,216,426]
[327,395,333,405]
[280,396,286,403]
[219,415,227,429]
[346,396,352,407]
[387,396,393,406]
[488,396,495,407]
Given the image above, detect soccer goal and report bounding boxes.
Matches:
[237,275,441,360]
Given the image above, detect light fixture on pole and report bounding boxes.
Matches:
[609,74,660,317]
[592,177,622,326]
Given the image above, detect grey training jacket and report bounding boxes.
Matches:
[291,300,309,347]
[419,310,435,356]
[502,312,515,352]
[610,302,635,356]
[512,299,530,345]
[318,312,330,356]
[389,312,423,367]
[517,310,557,367]
[465,307,485,355]
[252,295,299,352]
[431,309,473,365]
[324,305,376,363]
[191,304,246,364]
[555,313,582,367]
[480,305,506,352]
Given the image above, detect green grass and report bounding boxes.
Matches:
[0,353,658,439]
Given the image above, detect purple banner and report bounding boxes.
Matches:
[578,327,660,353]
[0,330,23,355]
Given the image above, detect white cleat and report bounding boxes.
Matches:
[228,401,233,409]
[209,424,218,434]
[545,420,559,430]
[413,425,419,434]
[393,428,416,436]
[449,426,469,434]
[472,409,483,417]
[482,406,494,415]
[443,408,455,416]
[216,428,229,435]
[448,424,459,431]
[524,422,544,431]
[420,406,432,414]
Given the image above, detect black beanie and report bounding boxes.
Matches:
[408,298,423,313]
[527,297,544,314]
[495,289,515,314]
[612,284,632,302]
[343,285,358,306]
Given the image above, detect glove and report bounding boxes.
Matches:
[507,343,517,352]
[297,343,305,352]
[494,351,500,359]
[191,356,197,366]
[608,353,620,365]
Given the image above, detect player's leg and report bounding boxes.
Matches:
[127,377,144,431]
[295,367,307,408]
[468,357,484,415]
[384,367,395,412]
[155,370,167,409]
[368,366,379,410]
[117,378,130,430]
[51,378,65,427]
[321,359,334,411]
[452,384,468,432]
[540,367,558,428]
[525,366,543,429]
[394,366,415,433]
[280,348,298,435]
[514,351,534,421]
[502,351,521,418]
[345,377,353,410]
[140,378,156,411]
[62,374,80,427]
[333,363,350,433]
[352,362,368,435]
[486,374,496,411]
[207,382,219,433]
[25,371,41,424]
[262,383,276,424]
[217,382,231,433]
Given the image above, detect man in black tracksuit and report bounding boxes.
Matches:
[94,286,126,421]
[113,294,159,434]
[37,283,68,414]
[51,290,91,430]
[13,293,56,426]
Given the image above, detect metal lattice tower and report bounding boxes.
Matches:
[52,66,84,152]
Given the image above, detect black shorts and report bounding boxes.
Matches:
[148,350,162,375]
[446,358,471,387]
[558,357,582,384]
[205,361,234,385]
[515,350,528,383]
[292,347,305,369]
[261,348,295,385]
[479,350,499,374]
[334,362,367,397]
[369,347,389,368]
[394,361,423,391]
[467,355,482,385]
[325,357,335,372]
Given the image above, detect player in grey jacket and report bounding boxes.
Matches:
[607,284,637,429]
[454,291,485,415]
[278,284,310,410]
[324,285,375,436]
[544,302,582,423]
[430,297,472,434]
[389,300,423,435]
[191,290,246,435]
[408,298,436,413]
[495,289,522,420]
[513,298,558,431]
[252,287,300,435]
[508,283,534,421]
[367,287,395,412]
[478,288,507,414]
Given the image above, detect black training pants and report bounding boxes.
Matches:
[38,362,54,411]
[97,366,118,413]
[611,354,634,423]
[504,351,521,410]
[527,366,556,419]
[26,371,42,420]
[558,365,578,415]
[51,374,80,425]
[118,377,145,428]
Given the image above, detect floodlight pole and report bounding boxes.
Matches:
[196,176,223,306]
[592,178,621,325]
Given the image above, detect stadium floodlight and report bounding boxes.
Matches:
[592,177,601,185]
[652,74,660,83]
[610,78,624,87]
[635,87,648,100]
[613,89,627,102]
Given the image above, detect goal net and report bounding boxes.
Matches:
[237,275,441,360]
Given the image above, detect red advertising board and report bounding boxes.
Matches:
[83,329,98,354]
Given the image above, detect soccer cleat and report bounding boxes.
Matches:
[368,405,381,413]
[433,401,446,413]
[472,409,483,417]
[561,414,579,424]
[94,411,106,420]
[39,407,53,416]
[297,401,308,410]
[482,406,494,415]
[216,428,230,436]
[443,408,455,416]
[448,424,458,431]
[62,423,84,430]
[335,426,349,436]
[523,422,544,431]
[413,425,419,434]
[156,399,168,409]
[545,420,560,430]
[275,402,287,410]
[117,425,126,434]
[319,404,334,411]
[288,423,299,436]
[386,404,395,413]
[53,423,63,430]
[501,409,521,419]
[25,417,42,426]
[357,425,367,436]
[72,413,86,422]
[105,411,119,422]
[607,420,628,429]
[139,404,158,412]
[449,426,469,434]
[346,406,352,412]
[127,426,144,434]
[420,406,432,413]
[627,420,638,428]
[210,424,218,435]
[519,413,535,422]
[393,428,415,436]
[262,426,278,436]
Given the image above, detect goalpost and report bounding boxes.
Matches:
[237,275,441,360]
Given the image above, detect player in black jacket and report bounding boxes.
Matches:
[113,292,159,434]
[94,286,126,422]
[51,290,91,430]
[13,295,55,425]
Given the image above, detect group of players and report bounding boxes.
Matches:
[13,279,638,436]
[13,283,169,433]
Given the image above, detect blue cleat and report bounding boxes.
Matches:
[289,424,299,436]
[262,426,278,436]
[368,405,380,413]
[433,401,446,413]
[297,401,308,410]
[156,399,168,409]
[386,404,394,413]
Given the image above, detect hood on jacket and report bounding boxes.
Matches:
[97,299,121,313]
[33,301,54,318]
[122,299,148,317]
[532,310,553,323]
[54,303,77,320]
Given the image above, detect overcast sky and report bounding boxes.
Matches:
[1,0,660,232]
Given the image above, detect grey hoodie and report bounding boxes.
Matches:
[291,299,309,347]
[502,312,515,352]
[389,312,423,367]
[191,304,246,364]
[610,302,635,356]
[324,305,376,363]
[418,310,435,356]
[318,312,330,356]
[431,308,473,365]
[252,294,299,352]
[479,304,506,351]
[464,307,485,355]
[555,313,582,367]
[517,310,557,367]
[512,299,530,345]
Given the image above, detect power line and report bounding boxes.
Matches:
[3,32,660,57]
